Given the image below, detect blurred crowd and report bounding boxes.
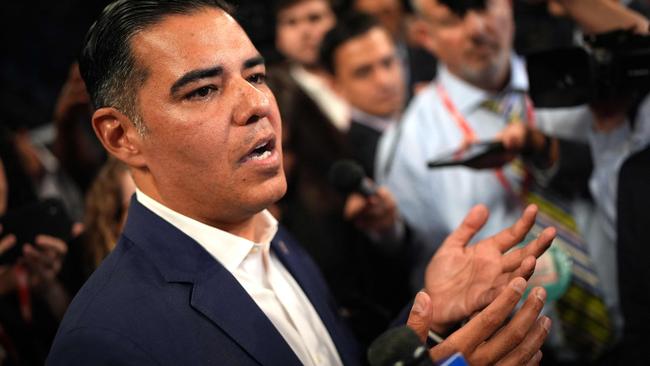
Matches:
[1,0,649,365]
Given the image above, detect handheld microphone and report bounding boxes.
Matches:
[328,159,378,197]
[367,326,468,366]
[368,326,434,366]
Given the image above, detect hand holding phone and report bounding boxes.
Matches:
[0,199,72,265]
[427,140,512,170]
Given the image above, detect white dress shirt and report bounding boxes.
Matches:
[290,64,351,132]
[136,189,343,366]
[376,56,531,288]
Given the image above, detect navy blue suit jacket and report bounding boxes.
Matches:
[47,199,362,365]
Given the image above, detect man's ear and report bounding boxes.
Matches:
[92,108,147,169]
[411,18,438,56]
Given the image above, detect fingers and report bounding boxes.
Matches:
[473,287,547,364]
[34,235,68,256]
[493,204,538,253]
[502,226,555,272]
[23,237,66,281]
[23,244,52,268]
[442,205,489,249]
[0,234,16,255]
[499,123,528,151]
[496,318,550,366]
[349,188,398,232]
[406,291,433,343]
[343,193,367,221]
[440,277,527,356]
[524,351,543,366]
[71,222,85,238]
[509,255,537,281]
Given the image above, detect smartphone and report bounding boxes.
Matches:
[0,198,72,265]
[427,141,508,169]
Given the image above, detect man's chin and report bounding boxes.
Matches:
[260,174,288,206]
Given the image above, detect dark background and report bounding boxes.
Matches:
[0,0,578,131]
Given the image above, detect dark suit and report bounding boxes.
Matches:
[347,120,382,180]
[617,145,650,366]
[47,198,361,365]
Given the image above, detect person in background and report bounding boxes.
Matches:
[352,0,437,97]
[0,127,70,366]
[268,0,410,345]
[51,63,107,195]
[60,158,135,297]
[315,11,414,344]
[376,0,561,290]
[320,12,405,178]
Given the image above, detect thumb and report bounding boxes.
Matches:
[407,291,432,343]
[343,193,367,221]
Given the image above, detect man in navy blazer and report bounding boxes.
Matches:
[48,0,555,364]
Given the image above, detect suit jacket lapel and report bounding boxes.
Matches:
[123,199,302,366]
[190,265,303,366]
[271,228,361,366]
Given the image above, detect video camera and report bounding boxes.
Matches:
[526,29,650,108]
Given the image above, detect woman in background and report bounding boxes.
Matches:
[62,158,135,296]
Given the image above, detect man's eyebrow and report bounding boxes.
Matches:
[244,56,265,70]
[170,66,223,96]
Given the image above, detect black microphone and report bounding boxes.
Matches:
[367,326,434,366]
[328,159,378,197]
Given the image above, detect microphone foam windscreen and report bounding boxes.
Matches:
[367,326,428,366]
[328,159,366,194]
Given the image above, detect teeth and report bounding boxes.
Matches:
[254,141,268,150]
[250,150,272,160]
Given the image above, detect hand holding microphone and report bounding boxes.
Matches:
[329,160,398,233]
[369,278,550,366]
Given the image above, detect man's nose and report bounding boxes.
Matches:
[463,10,489,36]
[233,79,271,125]
[374,67,394,89]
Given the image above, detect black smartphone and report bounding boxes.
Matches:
[427,141,508,169]
[0,198,72,265]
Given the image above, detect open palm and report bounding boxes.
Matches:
[424,204,555,331]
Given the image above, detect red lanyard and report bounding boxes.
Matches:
[435,83,536,197]
[14,263,32,324]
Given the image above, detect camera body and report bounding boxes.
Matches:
[527,30,650,108]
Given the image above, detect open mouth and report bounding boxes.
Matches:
[242,137,276,162]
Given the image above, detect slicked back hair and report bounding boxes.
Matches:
[79,0,233,134]
[319,11,381,75]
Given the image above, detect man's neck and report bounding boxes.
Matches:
[451,57,512,93]
[134,177,262,242]
[476,65,511,93]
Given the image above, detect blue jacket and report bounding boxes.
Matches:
[47,199,362,365]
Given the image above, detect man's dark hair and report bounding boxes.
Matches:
[79,0,233,134]
[319,11,381,75]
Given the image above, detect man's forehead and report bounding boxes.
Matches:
[337,28,393,69]
[130,8,257,75]
[342,27,392,55]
